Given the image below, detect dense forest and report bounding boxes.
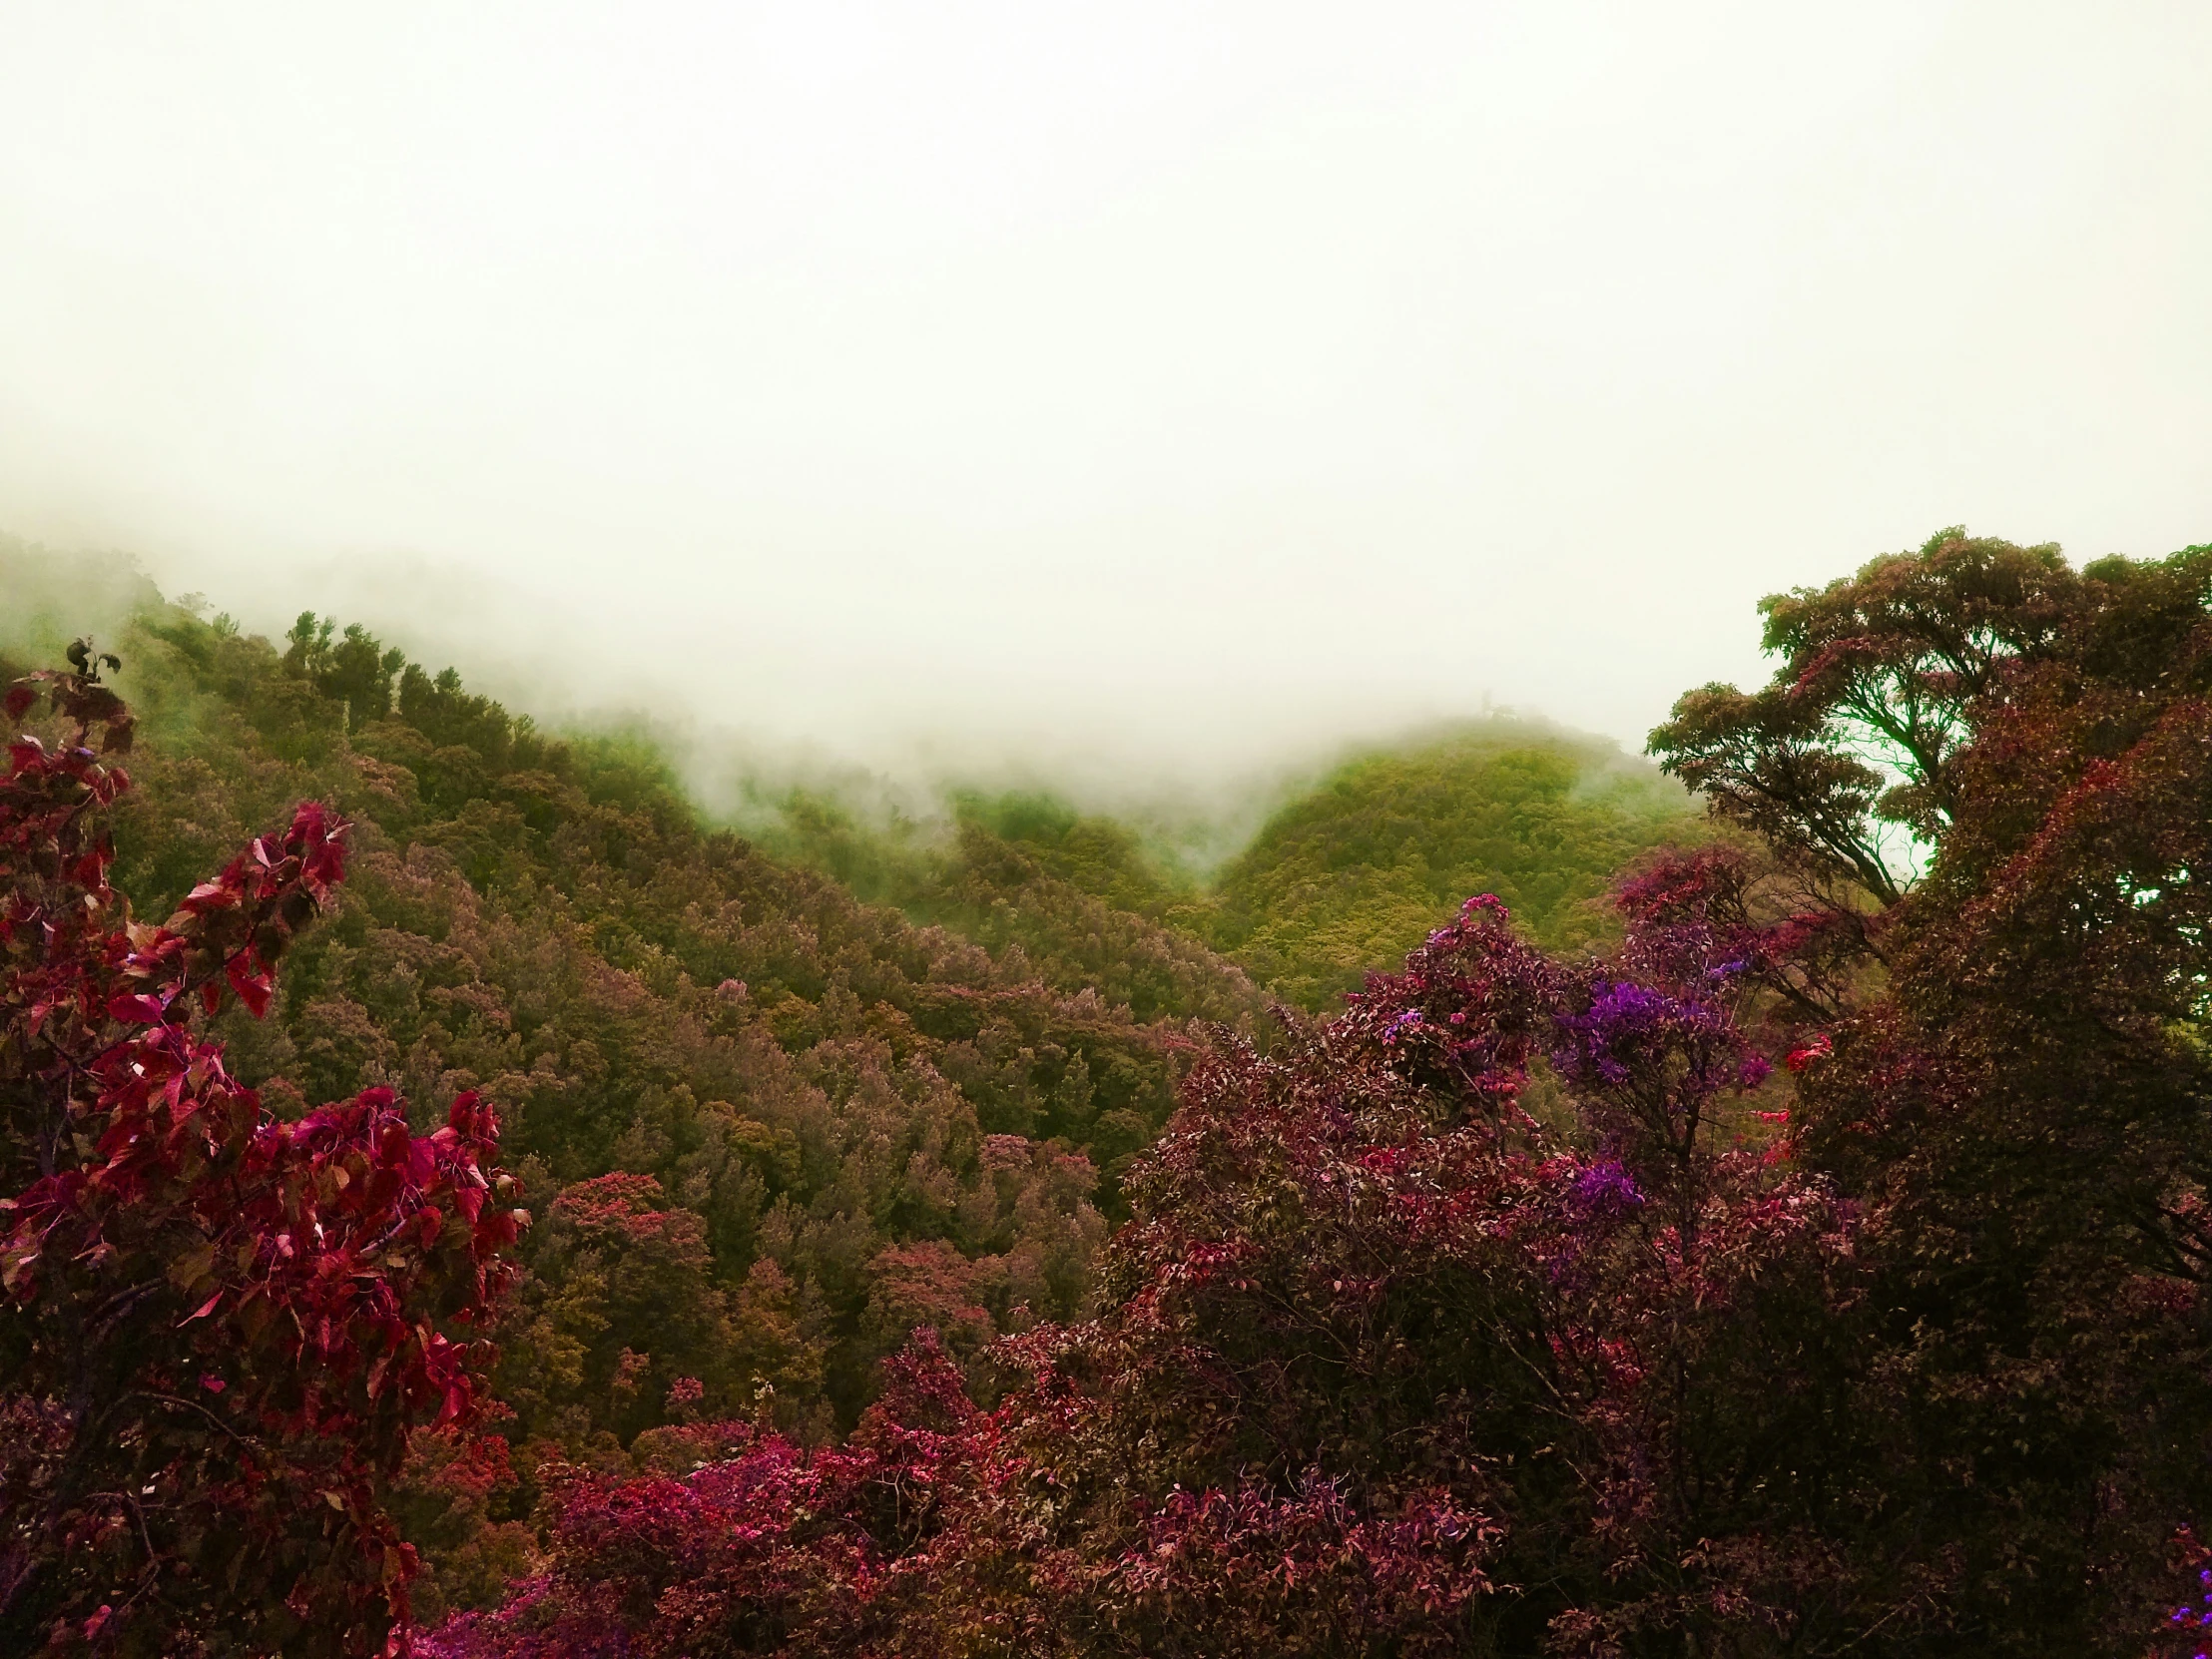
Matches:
[6,528,2211,1656]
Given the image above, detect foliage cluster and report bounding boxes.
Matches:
[1,656,517,1653]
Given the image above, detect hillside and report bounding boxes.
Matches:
[0,558,1266,1460]
[1200,729,1695,1004]
[0,543,1695,1617]
[761,728,1699,1012]
[14,530,2210,1655]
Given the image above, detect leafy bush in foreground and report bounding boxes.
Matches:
[1,656,519,1655]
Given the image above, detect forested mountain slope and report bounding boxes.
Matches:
[757,790,1267,1027]
[0,541,1696,1616]
[1200,728,1696,1005]
[762,730,1700,1013]
[15,530,2208,1655]
[0,566,1263,1464]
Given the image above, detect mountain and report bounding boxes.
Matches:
[1201,725,1697,1005]
[0,541,1693,1472]
[761,726,1699,1012]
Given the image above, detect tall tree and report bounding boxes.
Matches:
[1653,528,2212,1651]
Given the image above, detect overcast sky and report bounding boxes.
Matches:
[2,1,2207,799]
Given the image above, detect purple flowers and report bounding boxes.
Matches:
[1568,1160,1645,1218]
[1556,981,1701,1085]
[1552,978,1751,1098]
[2171,1568,2212,1632]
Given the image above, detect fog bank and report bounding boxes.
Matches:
[3,1,2207,793]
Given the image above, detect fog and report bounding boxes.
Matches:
[3,1,2208,810]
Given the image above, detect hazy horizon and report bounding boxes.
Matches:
[2,529,1678,880]
[5,2,2208,796]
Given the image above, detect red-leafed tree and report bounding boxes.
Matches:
[954,884,1857,1656]
[1,652,523,1655]
[420,1329,992,1659]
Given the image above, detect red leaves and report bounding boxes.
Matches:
[65,840,113,890]
[1,653,516,1655]
[665,1375,706,1420]
[226,951,274,1017]
[1785,1033,1832,1071]
[179,877,241,915]
[7,663,135,763]
[445,1090,493,1139]
[105,990,170,1025]
[299,814,348,901]
[426,1331,989,1657]
[547,1171,675,1238]
[138,805,350,1029]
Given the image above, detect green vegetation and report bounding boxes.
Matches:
[761,727,1700,1013]
[18,527,2208,1656]
[1201,728,1697,1005]
[0,547,1256,1459]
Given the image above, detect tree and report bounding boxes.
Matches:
[1,654,522,1655]
[973,883,1865,1656]
[494,1172,741,1446]
[283,614,407,732]
[418,1329,991,1659]
[1652,528,2212,1651]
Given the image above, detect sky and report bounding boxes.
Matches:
[2,1,2208,806]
